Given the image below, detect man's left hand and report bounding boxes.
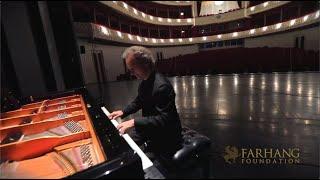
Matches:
[117,119,135,135]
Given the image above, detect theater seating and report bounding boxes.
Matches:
[156,47,319,76]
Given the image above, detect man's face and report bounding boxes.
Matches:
[125,53,148,80]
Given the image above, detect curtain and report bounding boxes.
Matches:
[199,1,240,16]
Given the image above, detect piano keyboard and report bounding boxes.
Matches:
[101,107,153,170]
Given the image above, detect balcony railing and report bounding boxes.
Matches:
[100,1,290,26]
[73,10,319,47]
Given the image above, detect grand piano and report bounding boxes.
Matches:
[0,88,163,179]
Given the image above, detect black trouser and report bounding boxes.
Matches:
[127,127,146,147]
[127,127,179,159]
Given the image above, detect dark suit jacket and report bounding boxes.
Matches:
[122,71,182,154]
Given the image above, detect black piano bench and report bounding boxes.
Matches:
[156,127,212,179]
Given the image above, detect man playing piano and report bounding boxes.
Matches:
[108,46,183,158]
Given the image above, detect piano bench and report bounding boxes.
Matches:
[156,127,212,178]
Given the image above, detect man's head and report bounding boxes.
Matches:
[122,46,155,80]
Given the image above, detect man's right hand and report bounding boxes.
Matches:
[108,110,124,120]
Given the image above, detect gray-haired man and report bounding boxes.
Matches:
[108,46,182,157]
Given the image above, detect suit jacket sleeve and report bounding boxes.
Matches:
[121,84,143,118]
[134,84,175,132]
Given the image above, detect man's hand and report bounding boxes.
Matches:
[117,119,134,135]
[108,110,124,120]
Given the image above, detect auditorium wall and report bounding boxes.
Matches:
[244,26,319,51]
[77,25,319,84]
[77,40,198,83]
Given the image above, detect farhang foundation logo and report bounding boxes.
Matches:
[223,146,301,165]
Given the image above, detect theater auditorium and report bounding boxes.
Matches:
[1,1,319,179]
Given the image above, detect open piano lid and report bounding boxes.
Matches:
[0,88,144,179]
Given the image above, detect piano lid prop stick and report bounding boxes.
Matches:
[101,107,153,170]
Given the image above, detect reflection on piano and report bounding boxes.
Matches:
[0,89,144,179]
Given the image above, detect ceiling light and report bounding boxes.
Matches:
[263,2,268,7]
[123,2,128,9]
[152,38,157,43]
[275,23,282,29]
[117,31,122,37]
[262,26,268,31]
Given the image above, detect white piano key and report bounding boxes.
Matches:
[101,107,153,170]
